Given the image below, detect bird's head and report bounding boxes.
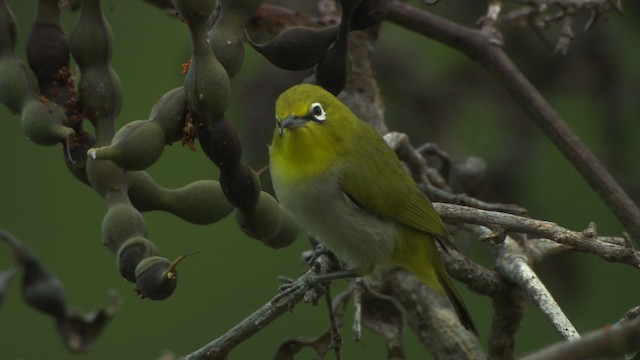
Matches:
[274,84,351,137]
[270,84,355,180]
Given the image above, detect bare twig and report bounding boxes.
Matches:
[434,203,640,268]
[495,236,580,340]
[386,0,640,244]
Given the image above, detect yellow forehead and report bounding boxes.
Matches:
[275,84,333,120]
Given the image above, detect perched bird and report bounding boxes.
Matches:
[269,84,476,333]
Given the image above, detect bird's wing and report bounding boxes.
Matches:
[339,129,449,240]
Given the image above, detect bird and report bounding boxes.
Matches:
[269,83,476,333]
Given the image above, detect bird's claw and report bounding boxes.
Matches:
[272,273,325,309]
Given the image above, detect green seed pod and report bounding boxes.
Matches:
[68,0,114,69]
[135,256,177,301]
[196,116,242,170]
[68,0,123,126]
[164,179,234,224]
[261,207,299,249]
[219,163,260,212]
[184,45,231,121]
[148,87,188,144]
[246,26,338,71]
[235,191,282,240]
[88,120,165,171]
[20,99,75,146]
[350,0,389,31]
[126,171,163,211]
[74,66,123,126]
[86,157,126,198]
[127,171,234,225]
[65,130,96,186]
[207,0,262,79]
[0,58,39,114]
[101,202,146,254]
[0,0,17,57]
[172,0,214,29]
[116,237,160,283]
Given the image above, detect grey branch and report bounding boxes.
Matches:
[434,203,640,268]
[520,314,640,360]
[495,236,580,340]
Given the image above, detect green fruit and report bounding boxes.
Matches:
[134,256,177,301]
[88,120,165,171]
[116,237,160,283]
[20,99,75,146]
[261,207,299,249]
[101,203,146,254]
[235,191,282,240]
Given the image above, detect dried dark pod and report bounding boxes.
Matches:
[26,0,70,93]
[350,0,389,31]
[315,0,361,94]
[247,25,339,71]
[219,163,261,212]
[0,230,66,318]
[196,115,242,170]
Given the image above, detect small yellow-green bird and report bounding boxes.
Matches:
[269,84,475,333]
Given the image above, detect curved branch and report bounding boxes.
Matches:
[386,1,640,244]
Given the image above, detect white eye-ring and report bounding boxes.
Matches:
[309,102,326,122]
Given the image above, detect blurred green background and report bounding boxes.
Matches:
[1,1,639,359]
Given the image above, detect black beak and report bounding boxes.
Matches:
[278,116,307,136]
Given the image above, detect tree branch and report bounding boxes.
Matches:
[380,268,487,360]
[386,1,640,244]
[495,236,580,340]
[520,313,640,360]
[434,203,640,268]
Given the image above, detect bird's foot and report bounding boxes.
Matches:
[272,273,326,308]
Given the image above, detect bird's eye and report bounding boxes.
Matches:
[309,102,326,122]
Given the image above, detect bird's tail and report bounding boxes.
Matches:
[393,233,477,334]
[433,261,477,334]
